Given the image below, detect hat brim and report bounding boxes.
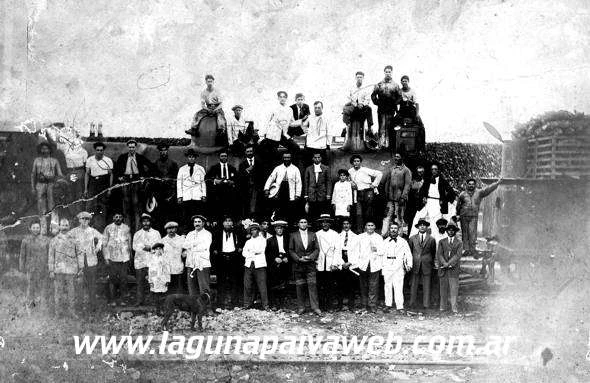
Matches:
[415,221,430,228]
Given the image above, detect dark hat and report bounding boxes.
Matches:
[317,214,333,222]
[231,104,243,111]
[156,143,170,150]
[337,169,349,177]
[435,218,448,226]
[415,218,430,228]
[126,139,138,146]
[191,214,207,222]
[93,141,106,150]
[37,142,52,153]
[446,222,459,231]
[295,93,304,99]
[349,154,363,164]
[151,242,165,250]
[277,90,288,98]
[184,147,198,157]
[140,213,152,221]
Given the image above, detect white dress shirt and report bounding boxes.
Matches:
[428,177,440,199]
[382,236,412,274]
[348,84,371,106]
[332,181,354,216]
[316,229,343,271]
[132,228,162,269]
[226,113,248,145]
[177,164,207,201]
[221,231,236,252]
[299,229,308,250]
[305,115,331,149]
[148,254,171,293]
[183,229,212,270]
[275,234,285,253]
[354,232,385,272]
[264,164,302,200]
[243,235,267,268]
[340,229,359,264]
[264,104,294,141]
[86,155,113,177]
[162,234,185,275]
[349,167,383,191]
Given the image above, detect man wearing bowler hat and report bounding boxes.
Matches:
[436,221,463,314]
[408,218,437,309]
[176,148,207,232]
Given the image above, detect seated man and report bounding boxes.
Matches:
[186,74,226,136]
[289,93,310,137]
[226,104,251,155]
[343,71,373,128]
[397,75,422,126]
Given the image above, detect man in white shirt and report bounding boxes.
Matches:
[342,71,374,129]
[103,212,131,306]
[315,214,342,311]
[161,221,186,294]
[226,104,248,150]
[354,221,384,313]
[259,90,301,160]
[177,148,207,232]
[187,74,226,136]
[338,218,358,310]
[382,222,412,313]
[84,142,113,230]
[131,213,161,306]
[264,152,302,226]
[304,101,332,164]
[242,222,269,310]
[348,154,383,233]
[398,75,422,128]
[182,215,213,301]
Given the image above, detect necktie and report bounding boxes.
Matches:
[249,159,253,167]
[344,231,348,247]
[130,156,138,174]
[226,232,230,241]
[188,163,194,177]
[421,234,424,245]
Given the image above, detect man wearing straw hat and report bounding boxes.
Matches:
[315,214,342,311]
[242,222,269,310]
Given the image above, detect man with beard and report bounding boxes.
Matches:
[381,153,412,235]
[456,178,502,256]
[264,152,302,226]
[103,212,131,306]
[371,65,402,149]
[205,151,237,224]
[212,216,244,309]
[303,152,332,223]
[238,145,265,218]
[131,213,161,306]
[265,219,290,309]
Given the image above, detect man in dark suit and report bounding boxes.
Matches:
[114,139,153,231]
[289,93,310,137]
[418,164,457,223]
[436,221,463,314]
[265,220,290,308]
[288,217,321,315]
[205,150,237,224]
[238,145,265,218]
[408,218,437,309]
[212,216,244,309]
[303,153,332,224]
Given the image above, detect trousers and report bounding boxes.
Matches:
[54,273,76,315]
[135,267,148,304]
[439,273,459,312]
[243,263,268,308]
[187,267,211,296]
[381,200,406,235]
[460,216,478,254]
[294,265,319,311]
[80,265,98,311]
[410,270,431,308]
[358,265,380,308]
[108,261,128,302]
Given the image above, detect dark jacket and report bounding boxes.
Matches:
[114,152,153,179]
[237,156,265,190]
[289,230,319,272]
[418,175,456,214]
[303,164,332,202]
[205,162,238,192]
[290,103,310,120]
[266,234,290,266]
[408,233,436,276]
[436,237,463,278]
[212,229,244,255]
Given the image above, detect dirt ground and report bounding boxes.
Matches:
[1,266,589,383]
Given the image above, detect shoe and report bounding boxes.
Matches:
[383,307,391,314]
[313,309,322,316]
[397,309,405,314]
[296,308,306,315]
[367,306,376,313]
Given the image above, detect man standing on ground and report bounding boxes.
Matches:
[408,219,436,310]
[131,213,161,306]
[456,178,502,256]
[48,218,79,318]
[212,216,244,309]
[103,212,131,306]
[315,214,342,311]
[303,152,332,222]
[242,222,269,310]
[265,219,290,309]
[437,221,463,314]
[354,221,384,313]
[289,217,321,315]
[382,222,412,313]
[381,153,412,235]
[338,218,358,310]
[182,215,213,299]
[161,221,185,294]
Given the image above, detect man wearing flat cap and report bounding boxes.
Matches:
[259,90,301,160]
[162,221,186,293]
[114,139,153,231]
[132,213,161,306]
[265,219,290,308]
[408,218,436,309]
[70,211,103,312]
[176,148,207,233]
[436,221,463,314]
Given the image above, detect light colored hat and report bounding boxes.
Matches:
[317,214,333,222]
[140,213,152,221]
[164,221,178,230]
[249,222,260,230]
[77,211,92,219]
[271,220,288,227]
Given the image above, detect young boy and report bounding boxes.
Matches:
[148,242,170,314]
[162,222,185,293]
[48,218,79,318]
[331,169,354,228]
[20,221,51,310]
